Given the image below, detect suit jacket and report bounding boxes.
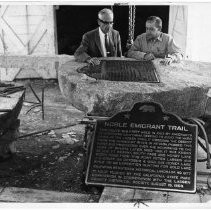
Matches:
[74,28,122,62]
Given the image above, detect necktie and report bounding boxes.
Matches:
[105,34,111,57]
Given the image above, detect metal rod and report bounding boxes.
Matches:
[29,83,41,103]
[41,87,44,120]
[25,104,41,115]
[18,121,81,139]
[189,118,211,169]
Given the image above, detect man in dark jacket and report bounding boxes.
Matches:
[74,8,122,65]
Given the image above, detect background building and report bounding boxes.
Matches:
[0,3,210,80]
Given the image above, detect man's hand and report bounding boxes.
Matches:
[143,53,155,61]
[87,57,101,66]
[160,57,173,65]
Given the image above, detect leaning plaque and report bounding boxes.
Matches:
[85,101,198,193]
[78,59,160,82]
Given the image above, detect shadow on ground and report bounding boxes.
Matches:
[0,79,103,202]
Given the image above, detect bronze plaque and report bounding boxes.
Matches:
[86,102,198,193]
[78,59,159,82]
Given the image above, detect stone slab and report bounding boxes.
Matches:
[99,187,205,203]
[99,155,211,203]
[0,187,91,202]
[99,188,168,203]
[100,159,211,203]
[0,67,20,81]
[133,189,167,203]
[167,191,200,203]
[58,57,211,118]
[99,187,134,203]
[203,194,211,203]
[0,55,74,80]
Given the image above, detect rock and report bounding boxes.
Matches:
[62,134,69,138]
[58,156,66,162]
[8,142,16,153]
[58,58,211,118]
[60,132,80,144]
[33,107,41,113]
[48,130,55,135]
[57,137,75,145]
[72,138,79,142]
[23,102,32,106]
[67,131,76,135]
[52,145,60,149]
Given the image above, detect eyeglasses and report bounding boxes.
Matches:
[146,27,157,32]
[98,18,113,25]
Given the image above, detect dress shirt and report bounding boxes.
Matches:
[99,27,108,57]
[127,32,183,62]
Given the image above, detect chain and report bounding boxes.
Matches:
[197,187,205,203]
[131,5,136,42]
[128,6,132,42]
[128,5,136,45]
[110,5,113,12]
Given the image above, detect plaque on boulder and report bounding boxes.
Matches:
[77,59,160,82]
[85,102,198,193]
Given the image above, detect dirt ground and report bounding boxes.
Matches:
[0,79,103,202]
[1,79,211,203]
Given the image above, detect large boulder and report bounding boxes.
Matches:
[58,58,211,118]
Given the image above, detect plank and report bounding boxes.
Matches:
[0,90,24,117]
[0,97,20,111]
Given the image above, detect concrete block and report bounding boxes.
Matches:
[134,189,167,203]
[167,191,201,203]
[0,55,74,80]
[0,187,91,202]
[202,194,211,203]
[99,187,134,203]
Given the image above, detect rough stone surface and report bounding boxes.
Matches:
[58,58,211,118]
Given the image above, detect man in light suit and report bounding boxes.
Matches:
[74,8,122,65]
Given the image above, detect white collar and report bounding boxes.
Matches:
[99,27,108,37]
